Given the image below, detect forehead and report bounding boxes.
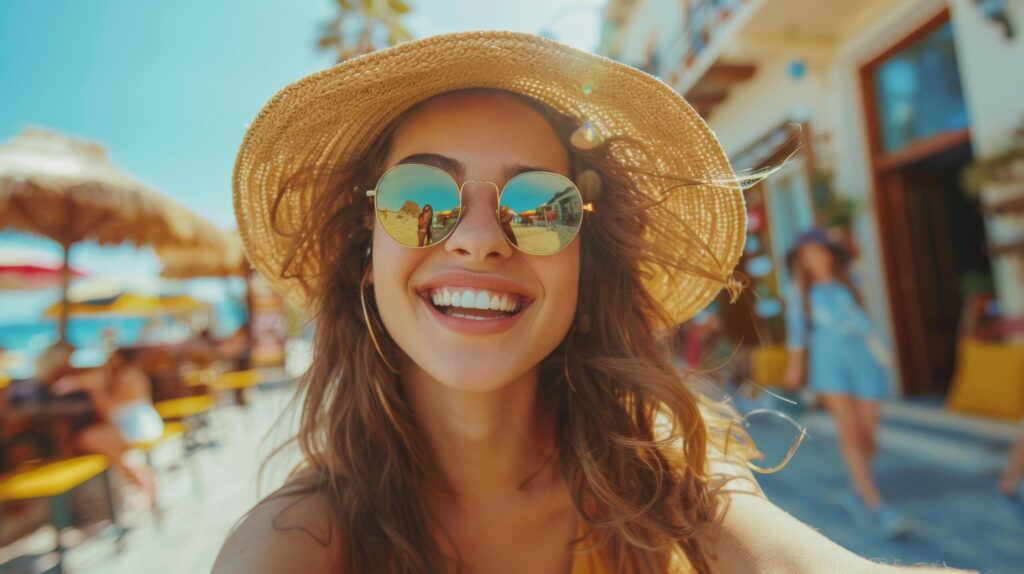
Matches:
[384,90,571,176]
[801,242,831,255]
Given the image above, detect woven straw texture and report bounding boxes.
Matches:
[233,30,746,325]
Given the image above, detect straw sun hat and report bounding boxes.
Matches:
[233,30,746,326]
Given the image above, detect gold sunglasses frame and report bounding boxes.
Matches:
[366,163,594,256]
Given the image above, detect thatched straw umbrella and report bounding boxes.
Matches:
[156,230,246,280]
[0,128,224,340]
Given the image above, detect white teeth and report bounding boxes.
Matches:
[450,312,491,320]
[430,287,523,314]
[475,291,490,309]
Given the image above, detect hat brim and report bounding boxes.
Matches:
[233,30,746,326]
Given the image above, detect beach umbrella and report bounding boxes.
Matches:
[156,230,247,280]
[0,128,223,339]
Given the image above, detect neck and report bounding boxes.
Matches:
[807,270,836,284]
[403,365,559,505]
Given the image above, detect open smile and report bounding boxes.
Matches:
[417,285,532,334]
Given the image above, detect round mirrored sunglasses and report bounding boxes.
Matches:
[366,163,593,256]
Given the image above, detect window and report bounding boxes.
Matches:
[873,22,969,154]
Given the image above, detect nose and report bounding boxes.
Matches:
[444,181,514,261]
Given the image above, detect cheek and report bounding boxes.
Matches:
[371,225,419,330]
[538,242,581,331]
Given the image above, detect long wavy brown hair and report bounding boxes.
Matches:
[257,88,760,573]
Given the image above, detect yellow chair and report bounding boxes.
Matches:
[214,369,263,408]
[946,338,1024,419]
[213,369,261,392]
[751,345,789,388]
[132,421,186,452]
[154,394,219,452]
[0,455,123,572]
[129,422,203,511]
[154,395,215,421]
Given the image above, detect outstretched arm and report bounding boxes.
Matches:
[703,456,976,573]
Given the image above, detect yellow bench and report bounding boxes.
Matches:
[213,369,261,392]
[154,395,215,421]
[0,455,123,572]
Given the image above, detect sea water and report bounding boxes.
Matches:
[0,300,247,379]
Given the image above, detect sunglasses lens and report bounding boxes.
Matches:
[375,165,461,247]
[499,172,584,255]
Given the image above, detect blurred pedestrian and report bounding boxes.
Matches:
[783,228,910,538]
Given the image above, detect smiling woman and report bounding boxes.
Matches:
[213,31,975,574]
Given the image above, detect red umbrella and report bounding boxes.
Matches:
[0,262,86,291]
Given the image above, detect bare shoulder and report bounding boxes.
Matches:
[212,474,342,574]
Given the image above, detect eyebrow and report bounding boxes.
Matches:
[394,153,559,180]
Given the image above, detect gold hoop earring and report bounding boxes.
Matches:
[360,265,400,374]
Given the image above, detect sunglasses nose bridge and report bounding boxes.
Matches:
[444,179,514,259]
[458,179,501,204]
[456,179,504,228]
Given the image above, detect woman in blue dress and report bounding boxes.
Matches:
[783,229,911,539]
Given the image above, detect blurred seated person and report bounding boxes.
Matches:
[183,327,221,369]
[51,348,163,503]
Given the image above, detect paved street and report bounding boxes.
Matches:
[758,407,1023,573]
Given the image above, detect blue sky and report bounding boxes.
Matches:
[0,0,603,321]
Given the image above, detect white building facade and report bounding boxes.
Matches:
[602,0,1024,396]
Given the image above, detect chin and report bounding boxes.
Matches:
[414,351,534,393]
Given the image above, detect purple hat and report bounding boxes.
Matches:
[785,228,852,270]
